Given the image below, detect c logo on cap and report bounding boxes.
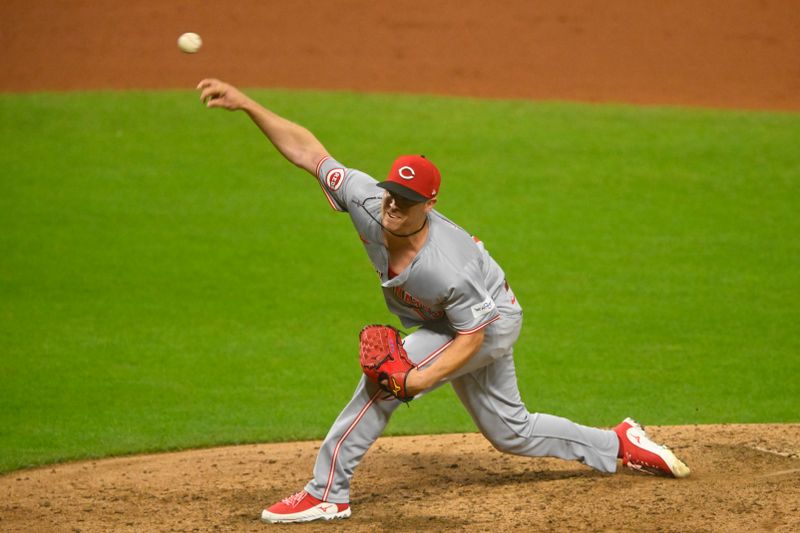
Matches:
[398,166,415,180]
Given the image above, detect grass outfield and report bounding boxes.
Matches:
[1,90,798,473]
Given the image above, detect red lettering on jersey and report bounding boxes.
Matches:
[391,286,444,320]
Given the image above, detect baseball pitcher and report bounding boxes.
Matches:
[196,79,690,524]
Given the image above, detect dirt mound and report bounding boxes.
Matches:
[2,424,798,532]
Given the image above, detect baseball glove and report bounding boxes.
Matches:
[359,325,415,402]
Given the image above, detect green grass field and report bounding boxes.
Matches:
[1,90,798,473]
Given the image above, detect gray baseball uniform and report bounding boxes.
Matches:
[304,156,619,503]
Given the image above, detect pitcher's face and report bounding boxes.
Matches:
[380,191,433,234]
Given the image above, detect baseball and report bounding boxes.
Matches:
[177,32,202,54]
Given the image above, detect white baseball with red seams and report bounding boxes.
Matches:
[177,32,202,53]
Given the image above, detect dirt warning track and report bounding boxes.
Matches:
[1,1,799,111]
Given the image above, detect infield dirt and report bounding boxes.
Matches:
[2,425,799,532]
[1,1,798,532]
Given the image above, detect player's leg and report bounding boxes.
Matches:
[449,315,689,477]
[450,351,620,473]
[261,376,398,523]
[262,326,454,523]
[304,375,398,503]
[304,326,453,501]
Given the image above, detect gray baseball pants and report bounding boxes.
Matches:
[304,315,620,503]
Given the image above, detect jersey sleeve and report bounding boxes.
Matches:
[443,261,501,334]
[315,156,377,212]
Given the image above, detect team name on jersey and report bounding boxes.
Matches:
[392,286,445,320]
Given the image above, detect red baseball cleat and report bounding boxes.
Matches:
[614,418,690,478]
[260,490,351,523]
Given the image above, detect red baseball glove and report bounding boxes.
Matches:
[359,325,415,402]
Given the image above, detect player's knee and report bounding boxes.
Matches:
[482,429,530,455]
[479,413,537,455]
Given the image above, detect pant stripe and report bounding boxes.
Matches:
[416,338,454,368]
[322,387,383,501]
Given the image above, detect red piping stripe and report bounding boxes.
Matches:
[322,387,382,501]
[317,179,340,211]
[457,314,501,335]
[315,155,331,176]
[416,338,455,368]
[314,156,342,211]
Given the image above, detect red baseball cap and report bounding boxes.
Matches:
[377,155,441,203]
